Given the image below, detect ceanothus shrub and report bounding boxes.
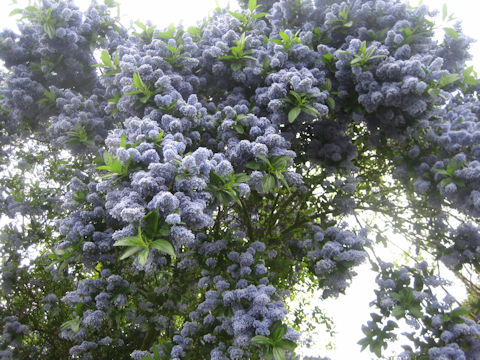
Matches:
[0,0,479,359]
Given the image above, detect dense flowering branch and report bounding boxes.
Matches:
[0,0,479,359]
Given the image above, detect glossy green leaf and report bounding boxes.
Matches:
[151,239,175,257]
[409,305,423,319]
[358,337,370,351]
[262,174,276,193]
[276,339,297,351]
[137,248,149,265]
[234,123,244,134]
[288,107,301,123]
[326,97,335,110]
[443,27,459,40]
[271,321,287,341]
[246,161,263,170]
[114,236,146,248]
[271,155,290,170]
[272,347,286,360]
[209,170,225,186]
[119,246,143,260]
[391,306,405,319]
[251,335,272,345]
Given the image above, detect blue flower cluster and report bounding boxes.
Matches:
[301,225,368,298]
[1,0,479,358]
[365,262,480,359]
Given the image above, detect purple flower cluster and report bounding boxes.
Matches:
[1,0,479,359]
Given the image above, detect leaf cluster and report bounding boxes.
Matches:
[219,33,256,71]
[247,154,291,193]
[114,210,175,265]
[268,31,302,53]
[342,41,386,68]
[251,321,297,360]
[205,170,250,206]
[327,4,354,32]
[282,90,321,123]
[92,49,121,76]
[96,151,132,179]
[10,3,58,39]
[126,72,162,108]
[229,0,267,32]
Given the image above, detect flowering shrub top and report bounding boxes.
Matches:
[0,0,479,359]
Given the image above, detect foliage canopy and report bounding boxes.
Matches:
[0,0,480,359]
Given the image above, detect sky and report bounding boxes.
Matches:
[1,0,479,359]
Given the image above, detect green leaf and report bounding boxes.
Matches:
[143,209,160,236]
[326,97,335,110]
[119,246,143,260]
[440,178,452,187]
[246,161,263,170]
[413,275,423,291]
[114,236,146,247]
[120,133,127,148]
[61,319,81,333]
[137,248,149,265]
[153,346,161,359]
[264,350,273,360]
[231,63,243,72]
[269,39,283,45]
[135,21,147,31]
[217,191,231,206]
[272,347,286,360]
[262,174,276,193]
[133,72,145,89]
[450,306,469,318]
[234,123,244,134]
[151,239,175,257]
[428,88,441,98]
[370,342,382,358]
[358,337,370,351]
[248,0,257,12]
[463,66,479,86]
[209,170,225,186]
[44,22,55,39]
[442,3,448,21]
[276,172,290,192]
[279,32,290,43]
[302,104,320,117]
[155,131,164,143]
[276,339,296,351]
[443,27,459,40]
[288,107,301,123]
[289,90,302,102]
[439,73,461,88]
[324,78,332,91]
[271,155,290,170]
[392,306,405,319]
[270,321,286,341]
[100,50,113,68]
[350,57,362,66]
[9,8,24,16]
[252,12,267,20]
[251,335,273,345]
[409,305,423,319]
[447,158,462,174]
[256,154,270,165]
[234,173,251,183]
[229,11,247,22]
